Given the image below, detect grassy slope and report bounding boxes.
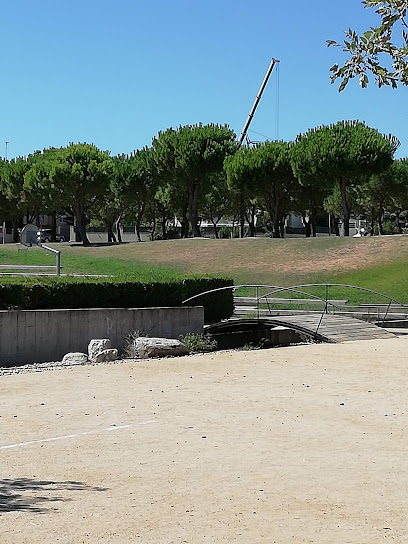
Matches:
[0,245,186,282]
[1,235,407,301]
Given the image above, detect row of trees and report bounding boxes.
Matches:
[226,121,404,237]
[0,121,406,244]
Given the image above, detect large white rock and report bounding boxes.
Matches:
[88,339,111,362]
[62,352,88,365]
[92,348,118,363]
[130,337,189,359]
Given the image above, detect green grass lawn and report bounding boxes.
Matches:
[1,236,408,303]
[0,245,186,282]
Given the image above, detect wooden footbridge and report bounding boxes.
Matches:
[252,313,396,343]
[183,284,408,344]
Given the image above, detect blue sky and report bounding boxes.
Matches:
[1,0,407,159]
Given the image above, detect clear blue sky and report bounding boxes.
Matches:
[1,0,406,159]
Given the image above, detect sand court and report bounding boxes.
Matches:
[1,337,407,543]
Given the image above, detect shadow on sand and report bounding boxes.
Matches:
[0,478,108,514]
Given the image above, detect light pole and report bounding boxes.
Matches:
[5,141,8,160]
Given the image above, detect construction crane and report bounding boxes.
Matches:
[237,58,280,148]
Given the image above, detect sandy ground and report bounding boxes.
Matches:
[1,338,407,543]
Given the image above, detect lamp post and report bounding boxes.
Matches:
[3,141,9,243]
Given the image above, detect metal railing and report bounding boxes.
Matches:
[183,283,408,338]
[0,244,61,276]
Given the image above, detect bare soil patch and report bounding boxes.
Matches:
[1,338,407,543]
[65,236,408,282]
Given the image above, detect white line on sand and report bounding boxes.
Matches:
[0,420,158,450]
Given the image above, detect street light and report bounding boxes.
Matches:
[5,141,8,160]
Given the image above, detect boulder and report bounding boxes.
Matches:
[88,339,111,362]
[62,352,88,365]
[130,337,189,359]
[92,348,118,363]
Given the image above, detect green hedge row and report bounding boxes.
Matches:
[0,276,234,323]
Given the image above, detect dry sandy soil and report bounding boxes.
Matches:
[1,337,407,543]
[66,235,408,279]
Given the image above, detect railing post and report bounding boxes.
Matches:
[383,300,391,325]
[256,286,259,321]
[56,251,61,276]
[325,284,329,314]
[40,244,61,276]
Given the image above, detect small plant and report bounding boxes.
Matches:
[241,338,270,351]
[381,220,399,235]
[123,330,148,358]
[179,332,217,353]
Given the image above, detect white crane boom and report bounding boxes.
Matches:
[237,58,280,148]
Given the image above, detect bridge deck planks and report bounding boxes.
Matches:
[259,314,395,343]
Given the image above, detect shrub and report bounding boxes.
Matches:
[218,226,232,239]
[181,277,233,322]
[179,332,217,353]
[0,276,234,323]
[382,220,398,235]
[218,226,250,239]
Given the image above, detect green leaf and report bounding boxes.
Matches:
[339,78,349,92]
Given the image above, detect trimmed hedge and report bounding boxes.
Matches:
[0,276,234,323]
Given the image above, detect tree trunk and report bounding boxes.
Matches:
[311,214,317,237]
[107,223,117,243]
[12,219,19,243]
[135,202,146,242]
[309,200,318,237]
[239,194,245,238]
[180,220,188,238]
[150,216,156,241]
[247,218,256,237]
[279,217,285,238]
[370,215,375,236]
[114,215,123,243]
[339,177,350,236]
[181,203,189,238]
[395,211,403,234]
[303,216,311,237]
[271,196,281,238]
[188,182,201,237]
[161,212,167,239]
[272,216,280,238]
[135,217,142,242]
[331,215,340,236]
[73,205,90,245]
[378,206,384,235]
[209,210,220,239]
[50,212,57,241]
[244,204,256,237]
[77,218,90,245]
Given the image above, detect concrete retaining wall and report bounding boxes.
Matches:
[0,306,204,366]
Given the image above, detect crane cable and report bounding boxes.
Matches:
[275,61,280,140]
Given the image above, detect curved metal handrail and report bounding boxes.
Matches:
[183,283,407,306]
[261,284,408,322]
[262,283,404,306]
[182,283,408,333]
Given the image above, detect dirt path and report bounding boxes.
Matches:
[1,338,407,543]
